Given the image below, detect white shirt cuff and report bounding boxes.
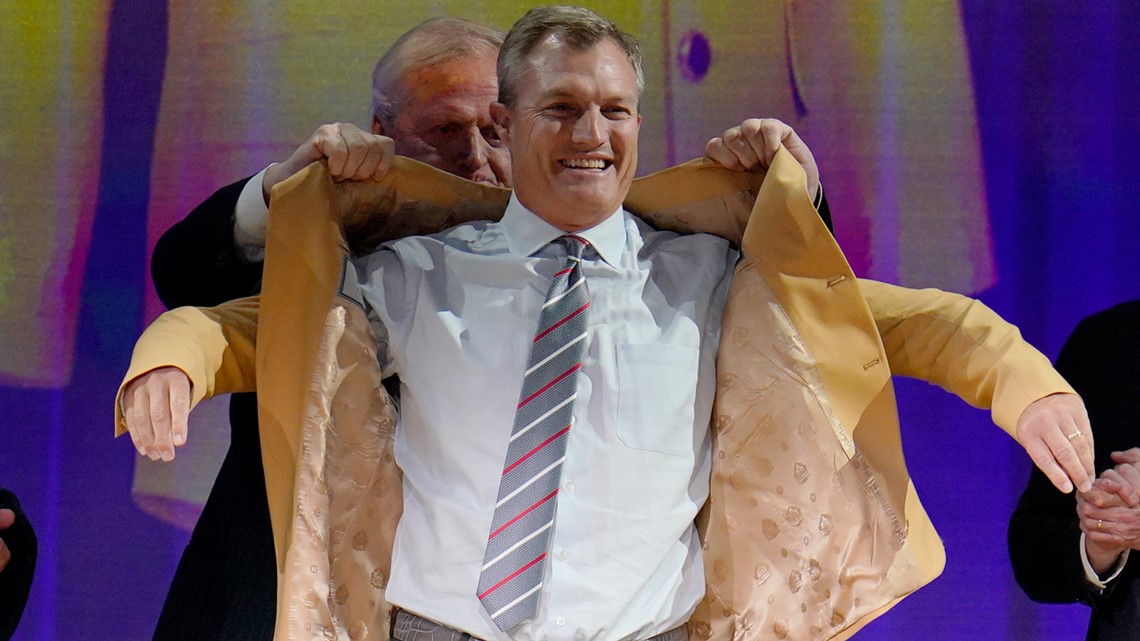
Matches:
[233,165,272,263]
[1080,532,1130,589]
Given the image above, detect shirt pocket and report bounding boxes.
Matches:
[615,343,699,457]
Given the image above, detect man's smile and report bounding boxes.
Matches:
[560,158,611,170]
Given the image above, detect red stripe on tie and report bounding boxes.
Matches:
[503,426,571,475]
[489,489,558,539]
[533,302,589,342]
[478,553,547,599]
[554,266,573,278]
[518,364,582,409]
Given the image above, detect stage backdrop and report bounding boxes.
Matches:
[0,1,1137,639]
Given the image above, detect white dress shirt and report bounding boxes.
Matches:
[233,167,271,263]
[353,195,737,641]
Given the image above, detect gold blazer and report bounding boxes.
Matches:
[117,148,1071,641]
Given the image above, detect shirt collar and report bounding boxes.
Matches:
[502,193,626,266]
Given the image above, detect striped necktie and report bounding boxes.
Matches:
[477,235,591,630]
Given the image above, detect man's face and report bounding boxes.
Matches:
[379,49,511,187]
[492,37,641,232]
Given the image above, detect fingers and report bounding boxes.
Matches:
[704,136,746,172]
[1023,434,1077,493]
[1017,393,1094,493]
[0,511,12,573]
[1111,461,1140,506]
[1078,481,1140,548]
[705,117,820,200]
[1060,419,1095,493]
[1079,511,1140,547]
[1096,469,1139,507]
[750,118,784,167]
[122,367,192,461]
[169,376,190,451]
[706,118,790,172]
[1112,447,1140,466]
[313,123,395,183]
[1068,404,1095,479]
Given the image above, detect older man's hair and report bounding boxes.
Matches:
[497,5,644,109]
[371,17,505,129]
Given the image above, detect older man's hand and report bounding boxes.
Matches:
[0,508,14,573]
[1016,393,1094,494]
[121,366,193,462]
[704,118,820,200]
[262,122,396,204]
[1078,465,1140,574]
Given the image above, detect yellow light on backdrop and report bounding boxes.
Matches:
[0,1,109,388]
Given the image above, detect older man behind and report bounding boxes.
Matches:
[144,17,507,641]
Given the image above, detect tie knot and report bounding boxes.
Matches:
[556,235,589,261]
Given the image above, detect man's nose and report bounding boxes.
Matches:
[571,109,604,146]
[457,129,489,170]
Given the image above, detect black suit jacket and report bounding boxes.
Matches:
[1009,300,1140,641]
[0,489,35,641]
[149,177,276,641]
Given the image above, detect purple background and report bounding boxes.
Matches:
[2,1,1139,639]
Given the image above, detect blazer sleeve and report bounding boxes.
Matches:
[150,177,265,309]
[114,296,262,437]
[859,278,1075,437]
[0,488,36,641]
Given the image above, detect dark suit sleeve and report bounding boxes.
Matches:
[150,176,265,309]
[814,182,833,234]
[0,489,36,641]
[1008,309,1135,605]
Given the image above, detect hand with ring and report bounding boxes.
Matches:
[1077,457,1140,573]
[1015,393,1095,493]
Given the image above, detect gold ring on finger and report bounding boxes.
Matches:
[1067,431,1082,440]
[1097,519,1103,530]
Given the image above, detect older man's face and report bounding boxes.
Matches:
[381,49,511,187]
[493,36,641,231]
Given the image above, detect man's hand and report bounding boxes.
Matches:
[705,118,820,199]
[0,508,13,573]
[1016,393,1094,493]
[122,366,193,462]
[262,123,396,204]
[1078,467,1140,574]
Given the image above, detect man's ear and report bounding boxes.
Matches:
[490,102,512,146]
[372,116,386,136]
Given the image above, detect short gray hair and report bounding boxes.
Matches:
[371,17,505,129]
[497,5,644,109]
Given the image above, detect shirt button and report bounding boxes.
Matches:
[564,482,574,492]
[556,617,566,627]
[559,549,569,560]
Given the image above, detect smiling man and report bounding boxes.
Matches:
[352,14,736,635]
[121,6,1094,641]
[488,26,642,232]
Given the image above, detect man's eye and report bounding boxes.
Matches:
[432,125,455,135]
[481,127,501,142]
